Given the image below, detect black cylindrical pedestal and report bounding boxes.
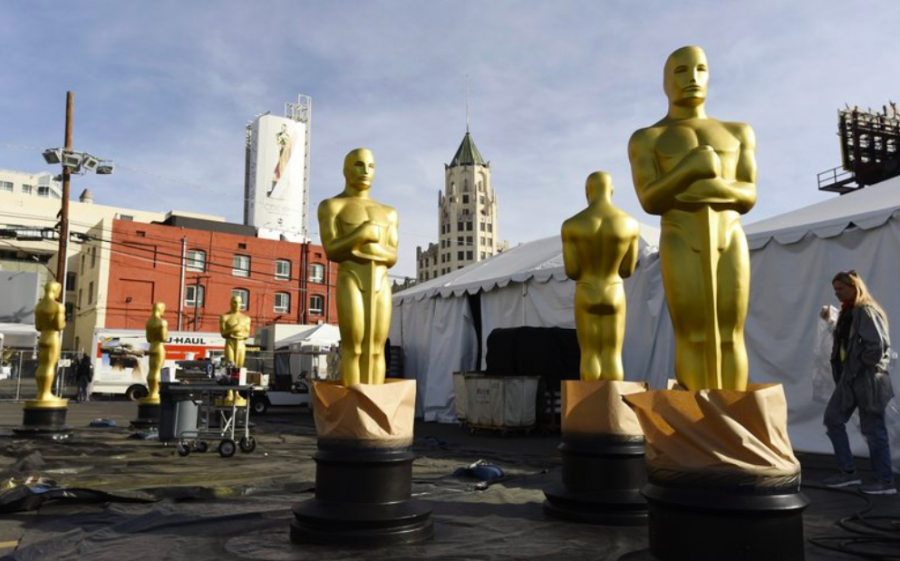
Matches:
[543,434,648,525]
[643,480,810,561]
[131,403,161,429]
[14,406,72,440]
[291,443,433,545]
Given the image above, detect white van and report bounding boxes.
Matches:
[89,329,226,400]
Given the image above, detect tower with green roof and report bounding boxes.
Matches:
[416,130,501,282]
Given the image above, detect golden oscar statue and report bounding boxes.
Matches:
[622,47,806,560]
[132,302,168,429]
[292,148,431,545]
[143,302,168,404]
[544,172,649,525]
[561,171,639,382]
[628,45,756,391]
[318,147,398,387]
[18,281,71,435]
[31,282,67,407]
[220,295,250,406]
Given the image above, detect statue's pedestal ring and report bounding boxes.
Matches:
[15,400,72,440]
[290,380,433,546]
[131,399,161,430]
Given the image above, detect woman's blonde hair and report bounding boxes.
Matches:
[832,270,889,326]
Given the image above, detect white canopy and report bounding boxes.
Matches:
[278,323,341,350]
[392,180,900,472]
[0,323,38,349]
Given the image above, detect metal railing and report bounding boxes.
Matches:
[817,166,861,194]
[0,350,79,402]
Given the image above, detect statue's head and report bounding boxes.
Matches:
[343,148,375,191]
[585,171,613,204]
[45,281,61,299]
[153,302,166,316]
[230,295,242,312]
[664,46,708,108]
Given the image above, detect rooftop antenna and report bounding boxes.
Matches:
[466,74,470,133]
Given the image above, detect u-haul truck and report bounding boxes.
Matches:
[89,329,226,400]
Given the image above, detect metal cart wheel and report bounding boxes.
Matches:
[194,441,209,453]
[239,436,257,454]
[218,438,237,458]
[176,441,191,457]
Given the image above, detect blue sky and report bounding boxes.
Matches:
[2,1,899,277]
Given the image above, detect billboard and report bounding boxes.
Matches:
[246,114,308,241]
[0,271,40,324]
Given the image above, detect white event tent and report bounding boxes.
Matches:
[391,175,900,472]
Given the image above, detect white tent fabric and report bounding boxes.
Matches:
[392,184,900,472]
[277,324,341,350]
[0,323,38,348]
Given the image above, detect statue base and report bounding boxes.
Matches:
[130,403,161,430]
[291,380,432,546]
[290,443,433,545]
[643,479,809,561]
[15,404,72,440]
[543,435,648,525]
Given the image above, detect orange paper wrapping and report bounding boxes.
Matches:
[562,380,647,437]
[312,379,416,447]
[623,383,800,478]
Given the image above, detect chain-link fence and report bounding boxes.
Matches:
[0,349,79,402]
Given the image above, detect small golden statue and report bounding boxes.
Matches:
[318,148,399,386]
[628,46,757,390]
[561,172,639,381]
[30,281,67,407]
[220,295,250,369]
[143,302,168,404]
[220,295,251,405]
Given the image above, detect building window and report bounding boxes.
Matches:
[119,214,134,221]
[310,295,324,315]
[466,236,473,245]
[463,194,469,204]
[275,259,291,280]
[81,254,85,273]
[274,292,290,313]
[466,222,473,231]
[466,251,473,260]
[464,179,468,192]
[231,288,249,310]
[37,186,51,197]
[480,195,485,204]
[488,223,493,233]
[238,243,247,250]
[187,250,206,272]
[480,223,485,231]
[457,236,463,247]
[88,282,94,305]
[0,181,12,192]
[65,303,74,321]
[457,251,464,260]
[91,246,97,268]
[78,289,82,308]
[22,184,33,195]
[232,255,250,277]
[185,285,205,307]
[66,272,77,292]
[309,263,325,283]
[456,221,462,231]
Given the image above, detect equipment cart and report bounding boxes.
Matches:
[165,383,257,458]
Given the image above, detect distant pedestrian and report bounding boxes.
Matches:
[76,354,93,403]
[821,270,896,495]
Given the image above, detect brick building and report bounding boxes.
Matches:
[70,214,337,353]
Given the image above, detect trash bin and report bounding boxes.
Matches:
[159,383,200,442]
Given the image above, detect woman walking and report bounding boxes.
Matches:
[822,270,896,494]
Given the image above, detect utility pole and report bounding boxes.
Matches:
[56,92,74,301]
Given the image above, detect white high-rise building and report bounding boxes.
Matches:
[416,131,504,282]
[244,95,311,242]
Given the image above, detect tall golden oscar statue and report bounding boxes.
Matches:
[623,46,806,560]
[17,281,71,437]
[132,302,167,429]
[291,148,432,545]
[219,295,250,406]
[543,172,649,525]
[628,45,756,391]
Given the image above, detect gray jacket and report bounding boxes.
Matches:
[830,304,895,413]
